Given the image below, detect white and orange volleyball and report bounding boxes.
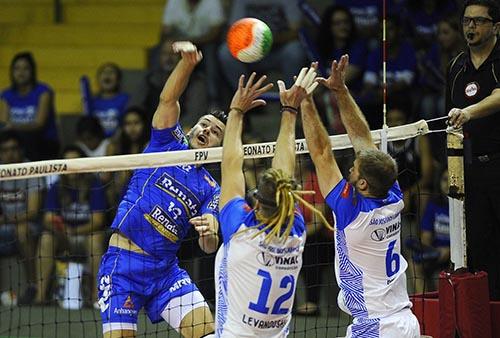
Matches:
[227,18,273,63]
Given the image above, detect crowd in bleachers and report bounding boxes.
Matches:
[0,0,457,309]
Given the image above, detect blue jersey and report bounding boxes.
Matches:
[1,83,58,141]
[110,123,220,261]
[89,93,129,137]
[421,200,449,247]
[215,197,306,337]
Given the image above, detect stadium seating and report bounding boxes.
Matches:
[0,0,164,113]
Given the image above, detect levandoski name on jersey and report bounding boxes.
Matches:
[241,314,287,329]
[154,172,200,216]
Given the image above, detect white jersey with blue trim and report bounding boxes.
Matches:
[215,197,306,338]
[325,179,411,320]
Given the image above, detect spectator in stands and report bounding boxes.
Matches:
[317,5,367,91]
[0,131,44,304]
[218,0,306,90]
[409,168,450,293]
[361,15,418,128]
[86,63,129,138]
[103,106,149,206]
[74,116,109,157]
[295,162,334,316]
[418,16,464,120]
[407,0,459,50]
[386,102,434,219]
[161,0,225,108]
[34,145,107,305]
[333,0,381,48]
[0,52,59,161]
[133,39,207,128]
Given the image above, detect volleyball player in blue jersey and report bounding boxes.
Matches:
[215,67,332,337]
[301,55,420,337]
[96,42,253,338]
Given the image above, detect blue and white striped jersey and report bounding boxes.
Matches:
[326,179,411,320]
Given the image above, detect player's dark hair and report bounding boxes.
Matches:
[462,0,500,22]
[10,52,37,91]
[317,5,357,64]
[240,168,333,243]
[357,149,398,198]
[210,110,228,125]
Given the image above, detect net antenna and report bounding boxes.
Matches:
[447,129,467,269]
[380,0,389,154]
[0,121,428,181]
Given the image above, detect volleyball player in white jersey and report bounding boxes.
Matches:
[214,68,332,337]
[301,56,420,337]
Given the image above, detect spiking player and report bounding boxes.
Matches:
[97,42,226,338]
[215,67,332,337]
[301,55,420,337]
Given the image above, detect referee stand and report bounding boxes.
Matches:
[410,130,500,338]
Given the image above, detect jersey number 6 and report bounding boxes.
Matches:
[249,269,295,315]
[386,239,400,278]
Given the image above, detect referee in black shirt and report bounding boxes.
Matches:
[447,0,500,300]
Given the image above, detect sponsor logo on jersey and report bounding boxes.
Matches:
[123,295,134,309]
[144,205,179,242]
[465,82,479,98]
[169,277,192,292]
[341,182,351,198]
[370,220,401,241]
[256,252,275,266]
[155,172,200,216]
[256,251,300,270]
[172,125,185,142]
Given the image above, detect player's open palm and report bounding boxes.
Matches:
[230,72,273,113]
[278,66,318,109]
[318,54,349,92]
[172,41,203,67]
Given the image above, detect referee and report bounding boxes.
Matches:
[447,0,500,300]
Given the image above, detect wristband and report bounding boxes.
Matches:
[229,107,244,114]
[281,105,299,114]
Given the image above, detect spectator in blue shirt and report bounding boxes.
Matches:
[410,169,450,293]
[34,146,107,305]
[333,0,382,47]
[0,52,59,161]
[362,15,418,128]
[87,63,129,138]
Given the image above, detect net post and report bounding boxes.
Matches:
[447,130,467,270]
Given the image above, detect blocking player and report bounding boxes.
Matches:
[215,67,332,337]
[97,42,225,338]
[301,55,420,337]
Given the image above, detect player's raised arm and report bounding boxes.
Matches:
[300,75,342,197]
[318,55,377,153]
[152,41,202,129]
[219,73,273,210]
[273,67,318,177]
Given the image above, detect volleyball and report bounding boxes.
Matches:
[227,18,273,63]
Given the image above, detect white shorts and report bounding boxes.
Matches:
[344,309,420,338]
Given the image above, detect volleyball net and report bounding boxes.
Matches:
[0,119,457,337]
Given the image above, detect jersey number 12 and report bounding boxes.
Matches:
[249,269,295,315]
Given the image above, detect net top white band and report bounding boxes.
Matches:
[0,120,428,181]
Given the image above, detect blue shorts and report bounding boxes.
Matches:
[97,246,208,333]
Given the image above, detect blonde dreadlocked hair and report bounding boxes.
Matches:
[239,168,334,244]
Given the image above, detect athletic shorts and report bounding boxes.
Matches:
[344,308,420,338]
[97,246,208,333]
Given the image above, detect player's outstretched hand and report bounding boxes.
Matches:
[230,72,273,113]
[318,54,349,92]
[279,65,319,110]
[172,41,203,67]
